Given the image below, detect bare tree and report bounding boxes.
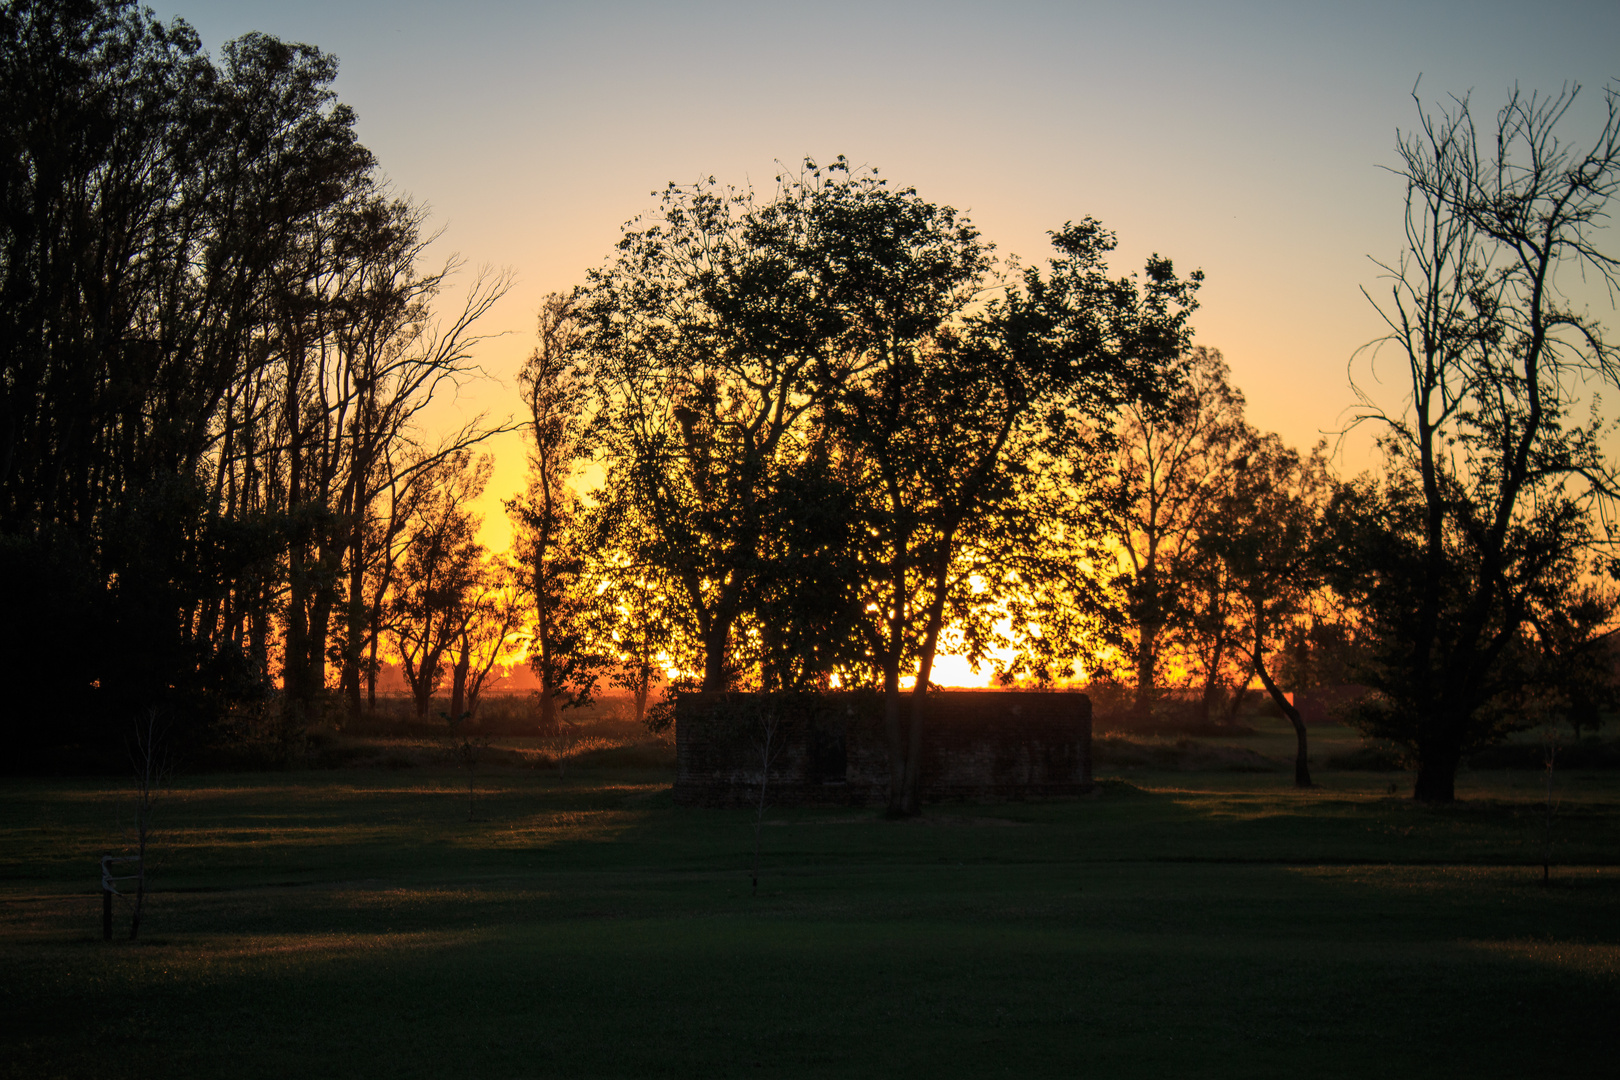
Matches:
[1338,82,1620,801]
[123,709,170,940]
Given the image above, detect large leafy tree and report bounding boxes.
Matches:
[575,159,965,694]
[836,217,1201,813]
[1338,83,1620,802]
[576,161,1200,813]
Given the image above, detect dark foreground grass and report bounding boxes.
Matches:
[2,760,1617,1079]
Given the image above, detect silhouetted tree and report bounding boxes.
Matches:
[447,556,527,723]
[1104,347,1250,722]
[0,5,372,753]
[582,497,685,730]
[389,452,489,720]
[839,218,1201,814]
[509,293,606,730]
[573,162,1198,812]
[1339,83,1620,801]
[1525,581,1620,740]
[0,1,506,763]
[576,159,939,693]
[1202,435,1331,786]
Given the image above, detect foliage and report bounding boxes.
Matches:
[509,293,608,731]
[584,521,685,731]
[573,159,1200,811]
[1200,434,1333,785]
[833,213,1201,811]
[1103,346,1250,715]
[575,158,906,693]
[389,452,491,720]
[0,0,507,760]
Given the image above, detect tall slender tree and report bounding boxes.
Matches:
[1202,435,1331,787]
[509,292,604,730]
[1104,347,1249,721]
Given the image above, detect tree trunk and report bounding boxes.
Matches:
[1199,628,1227,725]
[340,553,367,718]
[306,579,335,714]
[899,573,951,816]
[1286,707,1311,789]
[450,641,469,722]
[249,581,270,685]
[284,580,312,708]
[1134,622,1159,722]
[339,652,361,719]
[882,662,906,817]
[366,613,380,710]
[410,655,435,721]
[534,566,556,730]
[538,675,558,734]
[1412,737,1460,802]
[1223,683,1247,727]
[1254,646,1311,788]
[632,675,650,727]
[700,620,730,692]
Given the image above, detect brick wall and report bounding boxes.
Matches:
[673,690,1092,807]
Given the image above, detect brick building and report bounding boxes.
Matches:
[673,689,1093,807]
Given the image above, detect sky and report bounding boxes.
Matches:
[160,0,1620,592]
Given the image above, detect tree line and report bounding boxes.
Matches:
[503,86,1620,808]
[5,2,1619,805]
[1,0,511,763]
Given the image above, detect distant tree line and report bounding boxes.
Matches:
[7,0,1619,806]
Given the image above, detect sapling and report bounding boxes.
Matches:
[125,709,170,939]
[445,710,489,822]
[749,702,786,897]
[1541,724,1561,886]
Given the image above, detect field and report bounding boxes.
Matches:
[3,719,1617,1078]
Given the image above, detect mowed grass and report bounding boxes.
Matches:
[2,739,1618,1078]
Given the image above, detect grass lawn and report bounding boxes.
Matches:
[2,726,1617,1078]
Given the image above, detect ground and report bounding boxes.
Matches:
[1,720,1616,1078]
